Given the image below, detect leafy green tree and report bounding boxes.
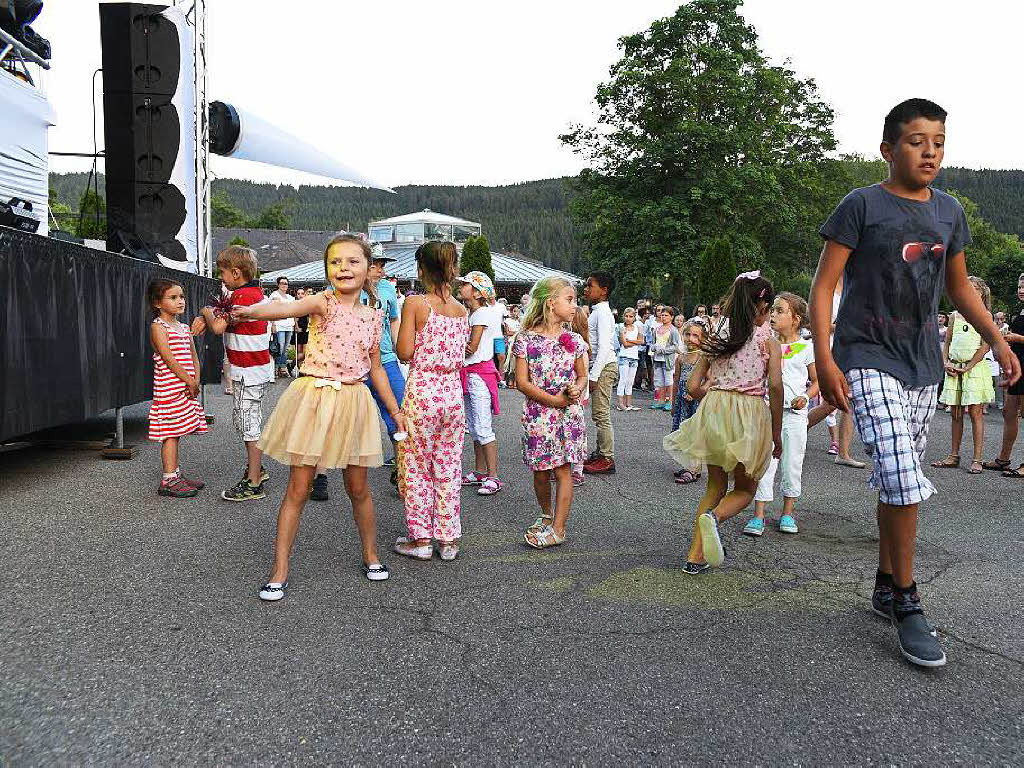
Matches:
[249,200,292,230]
[48,187,74,231]
[228,235,250,248]
[211,191,246,228]
[460,235,495,281]
[560,0,839,305]
[947,190,1024,310]
[76,188,106,239]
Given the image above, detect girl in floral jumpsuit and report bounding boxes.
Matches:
[394,242,471,562]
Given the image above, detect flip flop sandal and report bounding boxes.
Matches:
[967,461,984,474]
[930,455,960,468]
[675,471,701,484]
[982,458,1012,471]
[478,477,504,496]
[1002,465,1024,478]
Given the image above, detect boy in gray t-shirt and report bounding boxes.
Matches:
[809,98,1019,669]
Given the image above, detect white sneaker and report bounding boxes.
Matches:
[259,581,287,601]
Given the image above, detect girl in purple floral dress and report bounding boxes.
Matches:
[512,277,589,549]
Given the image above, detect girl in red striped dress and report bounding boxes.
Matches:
[148,279,208,497]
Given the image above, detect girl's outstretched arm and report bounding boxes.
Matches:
[515,356,568,409]
[150,323,195,391]
[233,291,327,322]
[767,337,784,459]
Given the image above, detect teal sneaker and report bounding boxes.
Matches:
[661,403,673,411]
[779,514,798,534]
[743,517,765,537]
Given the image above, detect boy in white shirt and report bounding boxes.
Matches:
[583,272,618,474]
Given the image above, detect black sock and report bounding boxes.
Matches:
[875,570,893,589]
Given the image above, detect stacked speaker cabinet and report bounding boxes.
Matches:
[99,2,197,271]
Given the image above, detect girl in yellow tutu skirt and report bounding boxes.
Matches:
[232,234,407,599]
[663,271,784,573]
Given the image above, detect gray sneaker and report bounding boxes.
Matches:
[873,583,936,635]
[892,587,945,667]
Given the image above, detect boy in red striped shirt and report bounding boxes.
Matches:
[196,246,274,501]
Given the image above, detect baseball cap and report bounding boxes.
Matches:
[457,270,496,302]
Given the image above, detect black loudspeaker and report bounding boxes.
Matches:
[99,3,194,269]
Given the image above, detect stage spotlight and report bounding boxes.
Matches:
[209,99,393,191]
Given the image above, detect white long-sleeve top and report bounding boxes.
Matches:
[588,301,616,381]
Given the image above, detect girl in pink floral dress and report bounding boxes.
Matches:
[513,276,589,549]
[394,242,471,561]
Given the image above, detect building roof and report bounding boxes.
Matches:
[259,243,581,287]
[212,228,344,275]
[368,209,480,228]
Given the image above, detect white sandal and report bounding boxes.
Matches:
[394,537,432,560]
[524,524,565,550]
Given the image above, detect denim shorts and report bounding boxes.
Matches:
[367,358,406,435]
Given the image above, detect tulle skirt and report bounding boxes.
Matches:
[663,389,772,481]
[258,377,383,468]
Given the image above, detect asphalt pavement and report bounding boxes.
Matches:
[2,381,1022,765]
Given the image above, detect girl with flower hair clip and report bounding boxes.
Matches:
[512,276,589,548]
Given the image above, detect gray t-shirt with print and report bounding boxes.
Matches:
[820,184,971,387]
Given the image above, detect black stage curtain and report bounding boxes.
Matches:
[0,226,224,442]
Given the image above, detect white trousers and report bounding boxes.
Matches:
[755,410,808,502]
[464,373,496,445]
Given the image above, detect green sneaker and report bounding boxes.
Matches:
[222,479,266,502]
[243,465,271,484]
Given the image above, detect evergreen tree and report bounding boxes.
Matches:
[212,191,246,228]
[460,235,495,281]
[696,237,737,308]
[76,188,106,239]
[249,201,293,230]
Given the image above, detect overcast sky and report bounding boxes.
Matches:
[40,0,1024,188]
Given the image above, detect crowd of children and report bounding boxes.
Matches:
[144,98,1024,670]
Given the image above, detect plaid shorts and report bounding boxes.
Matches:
[847,368,938,506]
[232,381,270,442]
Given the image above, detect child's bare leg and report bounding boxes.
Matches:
[343,466,381,563]
[666,384,674,406]
[160,437,179,474]
[551,463,573,537]
[268,464,317,583]
[473,441,487,475]
[753,500,767,520]
[878,501,918,588]
[246,441,262,485]
[710,462,757,524]
[533,469,553,521]
[968,404,985,463]
[949,406,965,456]
[996,394,1021,461]
[687,465,728,563]
[782,496,797,518]
[838,411,857,459]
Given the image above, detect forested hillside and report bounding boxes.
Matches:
[47,165,1024,276]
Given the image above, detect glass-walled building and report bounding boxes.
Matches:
[368,209,481,247]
